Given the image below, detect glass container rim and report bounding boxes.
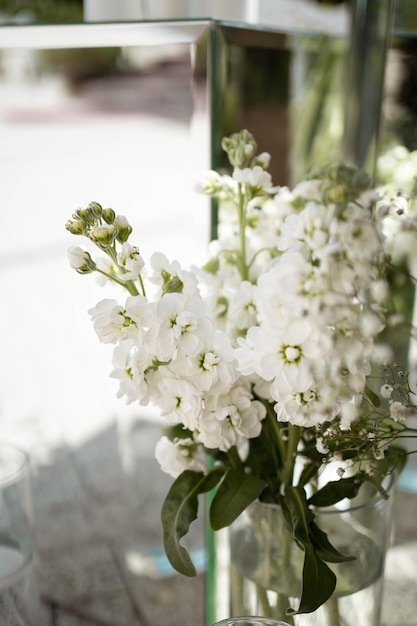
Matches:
[254,471,397,517]
[213,617,292,626]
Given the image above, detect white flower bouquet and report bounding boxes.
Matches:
[66,130,417,615]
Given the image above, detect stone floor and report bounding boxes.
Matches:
[1,417,207,626]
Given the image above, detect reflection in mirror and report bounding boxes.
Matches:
[210,24,349,189]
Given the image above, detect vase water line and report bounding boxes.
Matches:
[227,479,396,626]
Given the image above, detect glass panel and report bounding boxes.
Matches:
[210,24,349,187]
[84,0,351,36]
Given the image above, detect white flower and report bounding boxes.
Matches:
[153,371,203,431]
[316,437,330,454]
[111,341,151,404]
[381,384,393,399]
[227,281,258,331]
[118,242,144,280]
[155,436,208,478]
[194,170,235,196]
[67,246,94,271]
[255,152,271,169]
[149,292,209,362]
[233,166,279,194]
[178,330,237,392]
[390,401,407,422]
[150,252,199,297]
[197,383,266,451]
[88,299,133,344]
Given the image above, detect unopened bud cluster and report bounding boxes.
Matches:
[65,202,132,248]
[66,202,143,296]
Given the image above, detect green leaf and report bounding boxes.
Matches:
[161,468,224,576]
[309,521,355,563]
[282,486,337,615]
[288,542,337,615]
[298,457,322,488]
[307,475,363,507]
[210,468,266,530]
[364,384,381,407]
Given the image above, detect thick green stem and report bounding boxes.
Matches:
[227,446,244,470]
[237,182,249,281]
[264,402,286,467]
[282,425,301,487]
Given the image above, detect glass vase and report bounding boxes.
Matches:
[227,480,395,626]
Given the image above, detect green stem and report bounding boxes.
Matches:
[275,594,295,626]
[257,585,273,617]
[325,597,343,626]
[96,268,139,296]
[227,446,244,470]
[230,564,247,615]
[282,425,301,487]
[264,402,286,466]
[237,182,249,281]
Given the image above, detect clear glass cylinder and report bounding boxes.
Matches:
[228,480,396,626]
[0,444,33,588]
[0,443,42,623]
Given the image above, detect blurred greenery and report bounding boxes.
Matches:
[39,47,122,84]
[0,0,82,23]
[395,0,417,33]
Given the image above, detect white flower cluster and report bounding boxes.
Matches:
[203,172,386,432]
[82,153,392,478]
[377,145,417,271]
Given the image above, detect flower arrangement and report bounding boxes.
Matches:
[66,130,417,616]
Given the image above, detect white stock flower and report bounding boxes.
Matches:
[149,292,209,362]
[118,242,145,280]
[88,299,133,344]
[155,436,208,478]
[150,252,199,297]
[111,341,151,404]
[68,246,94,271]
[89,296,153,345]
[153,372,203,431]
[233,165,279,194]
[197,383,266,451]
[176,330,237,392]
[227,281,258,331]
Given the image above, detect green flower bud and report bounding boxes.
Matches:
[161,270,183,295]
[222,129,257,169]
[326,184,349,205]
[77,208,92,220]
[87,202,103,218]
[114,215,132,243]
[203,256,220,275]
[89,225,117,247]
[102,208,116,224]
[66,218,86,235]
